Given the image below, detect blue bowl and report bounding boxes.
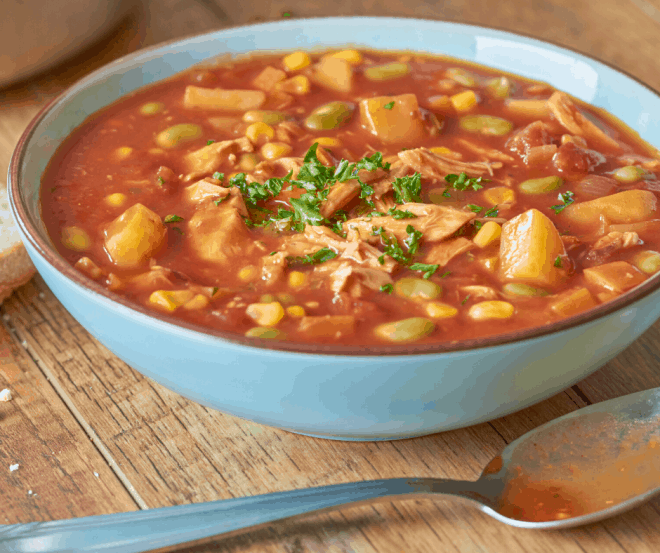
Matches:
[9,17,660,440]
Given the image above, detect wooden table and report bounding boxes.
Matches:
[2,1,660,551]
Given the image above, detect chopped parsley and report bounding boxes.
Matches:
[392,173,422,203]
[467,204,483,213]
[386,207,417,220]
[380,283,394,294]
[440,271,451,278]
[444,172,488,192]
[554,255,563,268]
[384,101,395,110]
[373,225,423,265]
[403,224,423,256]
[211,287,219,296]
[157,176,165,186]
[484,205,499,218]
[286,247,338,266]
[461,294,471,305]
[551,191,575,213]
[282,11,292,16]
[163,214,183,223]
[212,172,225,181]
[474,220,483,230]
[172,227,184,235]
[410,262,439,279]
[214,197,225,206]
[207,139,215,145]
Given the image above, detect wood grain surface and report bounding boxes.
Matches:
[1,0,660,551]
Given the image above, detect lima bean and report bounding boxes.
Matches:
[446,68,478,87]
[459,114,513,136]
[519,176,563,195]
[613,165,647,183]
[242,110,288,124]
[245,327,285,339]
[374,317,435,343]
[364,62,409,81]
[155,124,202,148]
[502,283,549,297]
[304,101,355,131]
[394,277,442,301]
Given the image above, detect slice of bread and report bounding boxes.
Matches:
[0,187,35,303]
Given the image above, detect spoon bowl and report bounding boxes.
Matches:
[2,388,659,551]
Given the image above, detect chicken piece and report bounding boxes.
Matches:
[547,91,622,152]
[552,141,605,179]
[456,138,515,162]
[580,231,641,267]
[424,237,474,266]
[260,251,287,286]
[319,166,388,219]
[104,204,167,269]
[344,203,475,244]
[275,121,305,143]
[252,66,287,91]
[183,179,248,216]
[460,285,499,300]
[399,147,501,179]
[314,261,393,296]
[187,203,254,264]
[183,137,253,182]
[506,121,555,163]
[255,157,304,179]
[371,160,409,199]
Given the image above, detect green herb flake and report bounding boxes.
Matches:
[410,262,439,279]
[172,227,184,235]
[387,207,417,220]
[214,197,225,206]
[551,191,575,214]
[282,11,292,17]
[380,283,394,294]
[384,101,395,110]
[484,205,499,218]
[467,204,483,213]
[212,172,225,181]
[164,214,184,223]
[211,287,219,296]
[474,220,483,230]
[440,271,451,278]
[287,247,337,266]
[270,251,278,256]
[554,255,563,268]
[207,139,215,145]
[157,176,165,186]
[444,172,488,192]
[392,173,422,203]
[461,294,471,305]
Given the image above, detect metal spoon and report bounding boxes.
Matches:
[2,388,659,553]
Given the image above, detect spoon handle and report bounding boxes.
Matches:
[0,478,478,553]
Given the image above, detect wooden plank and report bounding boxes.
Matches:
[3,276,650,552]
[0,311,137,523]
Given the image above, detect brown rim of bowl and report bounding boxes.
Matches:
[10,16,660,357]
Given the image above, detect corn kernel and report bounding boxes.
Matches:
[288,271,306,288]
[246,301,285,326]
[182,294,209,310]
[276,75,310,95]
[286,305,306,317]
[148,290,195,312]
[74,257,103,279]
[261,142,293,160]
[245,122,274,144]
[483,186,515,206]
[238,265,258,281]
[426,302,458,319]
[315,137,342,148]
[105,193,127,207]
[450,90,478,112]
[330,49,363,65]
[473,222,502,248]
[430,146,453,155]
[115,146,133,160]
[283,51,311,71]
[106,273,123,291]
[62,226,90,252]
[468,301,515,321]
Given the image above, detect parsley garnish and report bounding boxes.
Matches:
[157,176,165,186]
[444,172,488,192]
[467,204,483,213]
[474,221,483,230]
[207,139,215,145]
[551,191,575,213]
[484,205,499,218]
[392,173,422,203]
[403,224,423,256]
[286,247,337,266]
[282,11,292,16]
[410,263,439,279]
[386,207,417,220]
[214,197,225,206]
[380,283,394,294]
[211,287,219,296]
[554,256,563,268]
[172,227,184,235]
[372,225,423,265]
[461,294,471,305]
[440,271,451,278]
[164,214,183,223]
[212,172,224,181]
[384,101,395,110]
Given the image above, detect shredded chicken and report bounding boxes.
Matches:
[183,137,253,182]
[460,285,499,300]
[456,138,515,162]
[255,157,304,179]
[398,147,501,179]
[581,231,641,267]
[423,237,474,266]
[275,121,306,143]
[344,203,475,244]
[506,121,555,163]
[314,260,393,297]
[261,251,287,286]
[319,165,391,218]
[372,160,408,199]
[547,91,622,152]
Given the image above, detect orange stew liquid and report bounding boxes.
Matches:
[41,49,660,346]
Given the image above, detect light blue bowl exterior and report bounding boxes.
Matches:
[10,18,660,440]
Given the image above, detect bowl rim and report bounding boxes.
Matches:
[10,15,660,357]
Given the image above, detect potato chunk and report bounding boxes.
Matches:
[312,56,353,92]
[359,94,427,145]
[583,261,646,293]
[562,190,657,230]
[499,208,566,287]
[104,204,166,268]
[183,86,266,111]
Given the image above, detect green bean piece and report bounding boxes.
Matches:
[485,77,513,99]
[363,62,410,81]
[502,283,549,297]
[519,175,564,195]
[374,317,435,343]
[446,68,478,87]
[304,101,355,131]
[242,110,288,124]
[612,165,647,184]
[155,124,202,148]
[139,102,165,116]
[245,327,285,339]
[459,114,513,136]
[394,277,442,301]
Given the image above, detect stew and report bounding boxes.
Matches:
[41,49,660,346]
